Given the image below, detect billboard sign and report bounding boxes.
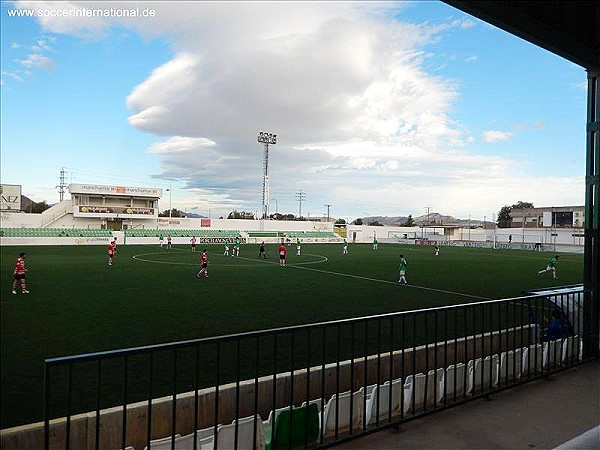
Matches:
[69,183,162,198]
[0,184,22,211]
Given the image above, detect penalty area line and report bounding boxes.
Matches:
[284,264,491,300]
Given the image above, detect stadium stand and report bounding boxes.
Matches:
[125,229,241,238]
[0,228,113,237]
[246,231,337,239]
[48,334,581,450]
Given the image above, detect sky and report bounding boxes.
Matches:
[0,1,588,222]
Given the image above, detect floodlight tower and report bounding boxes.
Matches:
[258,131,277,219]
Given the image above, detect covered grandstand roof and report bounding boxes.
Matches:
[443,1,600,71]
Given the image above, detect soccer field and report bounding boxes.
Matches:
[0,242,583,428]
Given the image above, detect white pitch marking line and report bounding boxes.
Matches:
[134,250,488,300]
[288,264,490,300]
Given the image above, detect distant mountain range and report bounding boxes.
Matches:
[184,212,208,218]
[361,213,492,227]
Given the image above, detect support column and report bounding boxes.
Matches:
[583,70,600,358]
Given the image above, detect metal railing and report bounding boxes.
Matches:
[43,287,593,450]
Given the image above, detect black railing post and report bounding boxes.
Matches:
[583,69,600,361]
[95,359,102,450]
[66,363,72,450]
[214,343,221,449]
[44,362,50,450]
[193,344,199,450]
[254,337,260,450]
[171,349,177,449]
[122,356,128,450]
[147,353,154,449]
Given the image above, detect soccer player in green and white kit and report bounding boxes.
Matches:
[342,239,348,255]
[398,254,408,284]
[234,236,241,257]
[373,237,378,250]
[296,238,301,256]
[538,255,559,279]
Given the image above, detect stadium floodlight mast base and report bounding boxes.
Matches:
[258,131,277,220]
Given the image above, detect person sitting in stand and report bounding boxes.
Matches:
[544,309,569,341]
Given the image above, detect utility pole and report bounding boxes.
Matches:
[324,204,331,222]
[295,190,306,218]
[56,167,67,202]
[424,205,431,239]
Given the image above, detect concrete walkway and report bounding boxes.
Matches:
[337,359,600,450]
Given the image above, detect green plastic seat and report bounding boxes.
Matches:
[265,403,319,450]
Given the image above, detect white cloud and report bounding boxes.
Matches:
[14,0,109,39]
[36,40,53,51]
[22,1,584,218]
[11,42,21,49]
[148,136,217,154]
[482,130,513,143]
[1,71,24,82]
[460,19,476,29]
[17,53,54,69]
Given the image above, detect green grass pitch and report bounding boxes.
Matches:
[0,242,583,428]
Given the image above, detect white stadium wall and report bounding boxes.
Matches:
[0,212,43,228]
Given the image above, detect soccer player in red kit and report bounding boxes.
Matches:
[12,252,29,294]
[108,240,116,266]
[278,243,287,266]
[197,249,209,278]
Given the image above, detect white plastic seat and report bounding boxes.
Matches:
[200,415,265,450]
[145,434,181,450]
[499,349,523,384]
[561,336,582,363]
[467,355,499,394]
[365,378,404,425]
[440,362,468,401]
[522,344,544,375]
[404,368,444,413]
[321,388,365,438]
[543,339,562,369]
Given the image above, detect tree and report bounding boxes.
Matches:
[354,218,363,225]
[158,208,184,217]
[334,219,346,225]
[402,215,415,227]
[514,201,534,209]
[368,220,383,226]
[497,201,534,228]
[29,200,51,214]
[227,210,255,220]
[497,206,512,228]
